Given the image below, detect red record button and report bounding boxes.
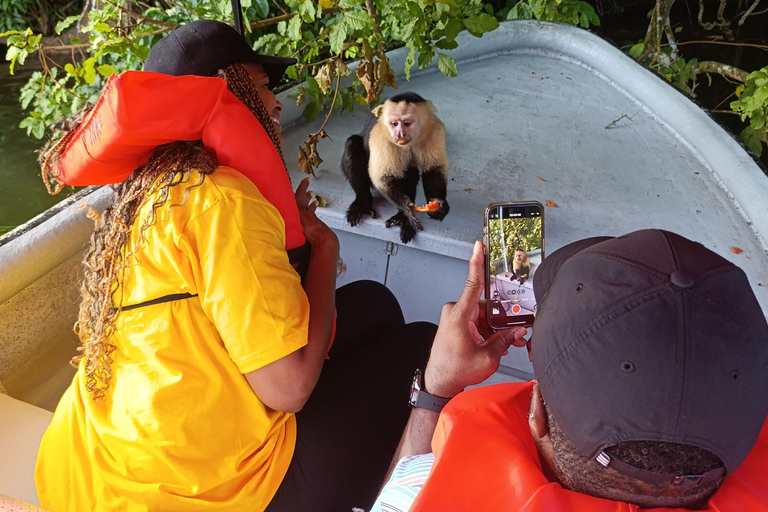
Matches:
[511,304,522,314]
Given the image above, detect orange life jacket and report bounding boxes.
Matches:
[410,381,768,511]
[50,71,306,256]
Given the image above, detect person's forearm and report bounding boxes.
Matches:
[383,407,440,484]
[299,237,339,381]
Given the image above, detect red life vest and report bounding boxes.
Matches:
[410,381,768,511]
[50,71,305,254]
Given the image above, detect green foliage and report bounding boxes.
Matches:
[4,0,603,172]
[488,217,542,265]
[731,67,768,157]
[0,0,28,32]
[656,55,701,95]
[2,28,41,74]
[499,0,600,28]
[0,0,84,34]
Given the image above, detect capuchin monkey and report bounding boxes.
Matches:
[341,92,449,244]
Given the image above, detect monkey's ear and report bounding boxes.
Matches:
[372,104,384,118]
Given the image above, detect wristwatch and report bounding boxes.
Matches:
[409,369,451,412]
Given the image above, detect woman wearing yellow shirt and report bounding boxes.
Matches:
[34,20,434,512]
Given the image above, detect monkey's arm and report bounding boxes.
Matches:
[419,124,450,221]
[341,134,376,226]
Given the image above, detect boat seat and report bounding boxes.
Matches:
[0,393,52,507]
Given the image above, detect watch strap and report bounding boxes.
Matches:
[410,369,451,412]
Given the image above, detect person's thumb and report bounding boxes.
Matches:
[456,241,485,315]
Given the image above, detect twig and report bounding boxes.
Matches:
[315,64,343,134]
[709,109,742,115]
[711,91,737,111]
[250,7,341,30]
[271,0,288,15]
[739,0,764,24]
[667,40,768,51]
[605,112,639,129]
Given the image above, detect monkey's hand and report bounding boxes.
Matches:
[427,198,450,221]
[346,198,377,227]
[385,212,423,244]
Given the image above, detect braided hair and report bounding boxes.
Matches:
[218,62,289,179]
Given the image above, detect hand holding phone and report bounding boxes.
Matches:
[483,202,544,330]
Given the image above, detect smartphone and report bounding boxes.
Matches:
[483,201,544,330]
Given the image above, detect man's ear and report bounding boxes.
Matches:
[529,382,550,440]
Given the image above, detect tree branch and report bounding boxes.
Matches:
[739,0,764,25]
[693,60,749,81]
[640,0,677,62]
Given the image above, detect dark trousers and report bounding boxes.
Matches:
[265,280,436,512]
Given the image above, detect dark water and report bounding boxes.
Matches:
[0,63,76,236]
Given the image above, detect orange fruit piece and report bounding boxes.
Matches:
[413,200,440,212]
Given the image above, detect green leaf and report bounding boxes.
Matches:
[417,46,435,68]
[435,38,458,50]
[628,41,644,59]
[303,99,323,123]
[343,10,373,31]
[444,17,462,41]
[463,13,499,35]
[305,75,321,94]
[740,127,764,157]
[339,0,363,6]
[97,64,118,78]
[329,21,347,54]
[32,119,45,139]
[56,15,81,35]
[93,22,112,33]
[288,15,302,40]
[5,44,21,63]
[300,0,316,22]
[407,1,423,17]
[437,53,457,77]
[254,0,269,17]
[404,47,416,81]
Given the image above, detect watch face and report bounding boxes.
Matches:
[409,369,423,407]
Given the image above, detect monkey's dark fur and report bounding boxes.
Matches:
[341,92,449,244]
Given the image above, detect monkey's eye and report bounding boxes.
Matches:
[403,122,412,127]
[391,121,399,127]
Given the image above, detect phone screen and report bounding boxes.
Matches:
[485,202,544,330]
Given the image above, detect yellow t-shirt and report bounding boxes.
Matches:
[35,166,310,511]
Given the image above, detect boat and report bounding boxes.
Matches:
[1,19,767,508]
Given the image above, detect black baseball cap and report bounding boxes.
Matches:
[531,229,768,487]
[144,19,296,89]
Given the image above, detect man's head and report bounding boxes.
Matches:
[529,229,768,508]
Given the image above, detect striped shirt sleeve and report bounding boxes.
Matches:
[370,453,435,512]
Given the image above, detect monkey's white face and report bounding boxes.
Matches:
[386,102,422,146]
